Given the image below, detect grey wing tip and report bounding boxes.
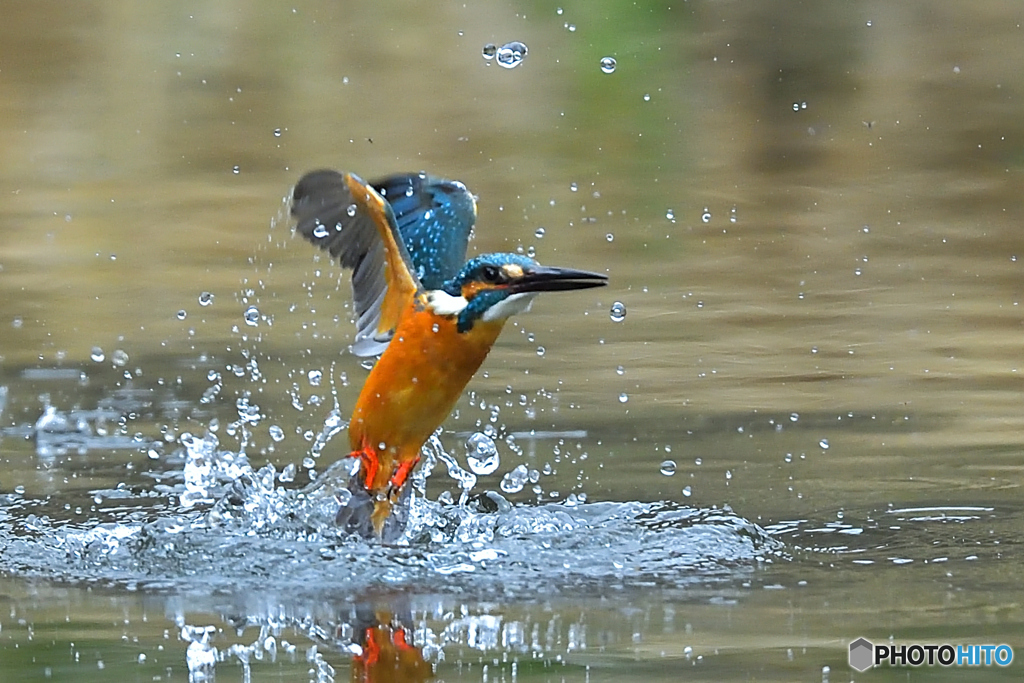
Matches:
[291,169,346,217]
[290,169,371,269]
[350,336,391,358]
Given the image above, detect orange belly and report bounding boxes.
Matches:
[348,297,505,493]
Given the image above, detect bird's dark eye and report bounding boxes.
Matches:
[481,264,503,283]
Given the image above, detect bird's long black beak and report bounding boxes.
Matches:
[511,266,608,293]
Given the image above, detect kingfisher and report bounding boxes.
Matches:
[291,169,607,538]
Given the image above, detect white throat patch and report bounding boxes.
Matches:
[482,292,537,321]
[425,290,469,316]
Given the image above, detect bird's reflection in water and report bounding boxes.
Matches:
[348,605,432,683]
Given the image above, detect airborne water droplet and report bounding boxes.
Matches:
[618,392,628,403]
[660,460,676,476]
[90,347,105,363]
[482,43,497,60]
[495,41,528,69]
[199,292,214,306]
[609,301,626,322]
[500,464,530,493]
[534,227,546,238]
[466,432,499,475]
[599,56,617,74]
[346,204,357,217]
[111,349,129,367]
[244,306,260,326]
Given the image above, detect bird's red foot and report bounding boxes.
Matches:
[352,444,380,490]
[389,456,419,491]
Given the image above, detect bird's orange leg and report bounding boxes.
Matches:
[389,456,420,492]
[352,442,380,491]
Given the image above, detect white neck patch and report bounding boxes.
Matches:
[482,292,537,321]
[425,290,468,316]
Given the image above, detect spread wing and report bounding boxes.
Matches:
[291,170,420,357]
[374,173,476,289]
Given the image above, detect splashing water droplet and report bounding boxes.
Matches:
[819,439,830,450]
[90,347,105,363]
[495,41,528,69]
[660,460,676,476]
[482,43,497,60]
[346,203,357,217]
[605,233,614,242]
[466,432,499,475]
[177,310,187,320]
[599,56,617,74]
[534,227,546,238]
[536,346,546,357]
[268,425,285,442]
[312,224,329,238]
[666,209,676,222]
[307,369,322,386]
[111,349,129,367]
[701,209,712,223]
[244,306,260,327]
[273,128,282,137]
[616,365,625,375]
[618,392,629,403]
[500,464,530,493]
[609,301,626,322]
[232,165,240,174]
[682,485,692,497]
[199,292,214,306]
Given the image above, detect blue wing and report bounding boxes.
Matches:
[291,169,476,356]
[374,173,476,289]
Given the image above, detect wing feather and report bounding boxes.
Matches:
[291,169,420,356]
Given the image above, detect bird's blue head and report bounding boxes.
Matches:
[440,253,607,332]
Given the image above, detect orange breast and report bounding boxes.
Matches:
[348,296,505,491]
